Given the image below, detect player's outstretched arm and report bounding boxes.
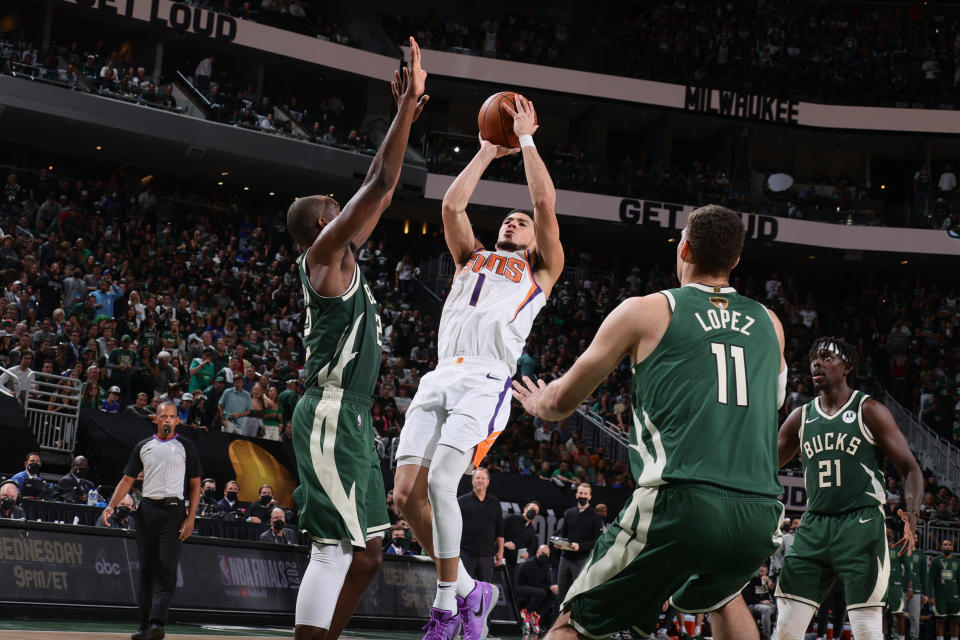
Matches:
[504,95,563,295]
[311,37,428,263]
[766,308,788,408]
[777,408,802,468]
[442,136,518,265]
[865,398,922,554]
[513,296,650,421]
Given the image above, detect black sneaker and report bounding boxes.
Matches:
[130,630,147,640]
[146,624,165,640]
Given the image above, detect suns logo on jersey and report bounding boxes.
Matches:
[458,252,526,283]
[709,296,729,310]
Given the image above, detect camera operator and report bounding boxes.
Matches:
[96,493,136,530]
[258,507,294,544]
[0,482,25,520]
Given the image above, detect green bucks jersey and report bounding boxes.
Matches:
[928,554,960,597]
[799,390,884,514]
[904,550,928,593]
[298,254,383,396]
[889,544,905,587]
[631,284,782,497]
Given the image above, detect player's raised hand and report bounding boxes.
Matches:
[894,508,918,556]
[478,133,520,158]
[392,37,429,120]
[503,94,539,138]
[512,375,548,417]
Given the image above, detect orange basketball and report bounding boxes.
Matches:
[478,91,538,148]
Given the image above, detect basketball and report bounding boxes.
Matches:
[478,91,538,148]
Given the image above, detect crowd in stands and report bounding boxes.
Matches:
[382,1,960,110]
[181,0,349,45]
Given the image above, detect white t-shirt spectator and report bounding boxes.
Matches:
[195,57,213,79]
[765,278,782,300]
[798,308,818,329]
[939,170,957,193]
[922,59,939,80]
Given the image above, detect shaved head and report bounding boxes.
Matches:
[286,196,340,249]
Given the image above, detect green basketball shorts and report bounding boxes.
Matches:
[887,579,904,614]
[291,386,390,548]
[562,482,784,639]
[776,506,888,610]
[932,590,960,617]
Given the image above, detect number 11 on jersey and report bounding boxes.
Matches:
[710,342,748,406]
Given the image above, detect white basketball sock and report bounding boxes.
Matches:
[434,580,457,614]
[457,559,476,597]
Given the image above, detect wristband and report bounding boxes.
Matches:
[519,135,535,149]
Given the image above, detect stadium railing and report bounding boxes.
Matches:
[884,390,960,492]
[23,371,82,462]
[571,407,631,468]
[918,521,960,553]
[0,366,19,401]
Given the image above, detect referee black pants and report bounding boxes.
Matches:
[135,499,185,629]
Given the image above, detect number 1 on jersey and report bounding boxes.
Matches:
[710,342,748,406]
[468,274,486,307]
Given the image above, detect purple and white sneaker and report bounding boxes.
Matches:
[421,607,461,640]
[457,581,500,640]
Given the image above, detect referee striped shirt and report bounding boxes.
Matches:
[123,434,202,500]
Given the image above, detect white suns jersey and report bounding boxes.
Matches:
[438,248,545,372]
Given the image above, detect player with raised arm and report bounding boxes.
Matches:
[284,37,428,640]
[773,337,922,640]
[512,205,788,640]
[392,94,564,640]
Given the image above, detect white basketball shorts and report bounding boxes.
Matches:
[395,356,513,468]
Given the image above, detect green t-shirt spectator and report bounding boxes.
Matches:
[188,357,215,392]
[551,467,576,482]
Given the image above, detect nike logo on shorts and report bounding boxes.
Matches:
[805,417,819,423]
[859,517,874,524]
[486,374,499,381]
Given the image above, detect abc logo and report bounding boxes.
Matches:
[95,559,122,575]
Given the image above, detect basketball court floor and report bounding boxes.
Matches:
[0,621,522,640]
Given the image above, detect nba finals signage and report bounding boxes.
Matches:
[425,174,960,256]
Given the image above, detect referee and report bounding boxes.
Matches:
[101,400,202,640]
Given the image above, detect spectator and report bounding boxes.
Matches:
[385,525,408,555]
[102,385,122,413]
[217,480,244,515]
[96,493,136,530]
[550,460,577,486]
[939,164,957,202]
[198,478,221,518]
[458,467,504,583]
[258,507,294,544]
[10,350,33,403]
[742,565,776,640]
[0,482,25,520]
[247,484,276,522]
[188,347,216,392]
[194,56,214,91]
[177,393,194,422]
[124,392,153,417]
[516,544,557,634]
[554,483,604,603]
[9,451,43,491]
[57,455,95,503]
[218,375,252,435]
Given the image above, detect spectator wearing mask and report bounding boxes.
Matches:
[458,467,505,582]
[217,479,244,514]
[198,478,221,518]
[97,493,136,530]
[57,455,95,503]
[9,451,43,490]
[258,507,294,544]
[516,544,557,634]
[385,525,407,555]
[504,501,541,584]
[247,484,276,523]
[554,483,604,603]
[742,565,776,640]
[0,482,24,519]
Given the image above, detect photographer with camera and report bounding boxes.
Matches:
[258,507,294,544]
[100,400,201,640]
[0,482,25,520]
[96,493,136,530]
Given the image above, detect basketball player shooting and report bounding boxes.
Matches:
[393,94,564,640]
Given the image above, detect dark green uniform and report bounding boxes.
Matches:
[928,554,960,617]
[563,285,784,638]
[887,544,906,614]
[776,390,890,610]
[903,549,928,597]
[292,256,388,548]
